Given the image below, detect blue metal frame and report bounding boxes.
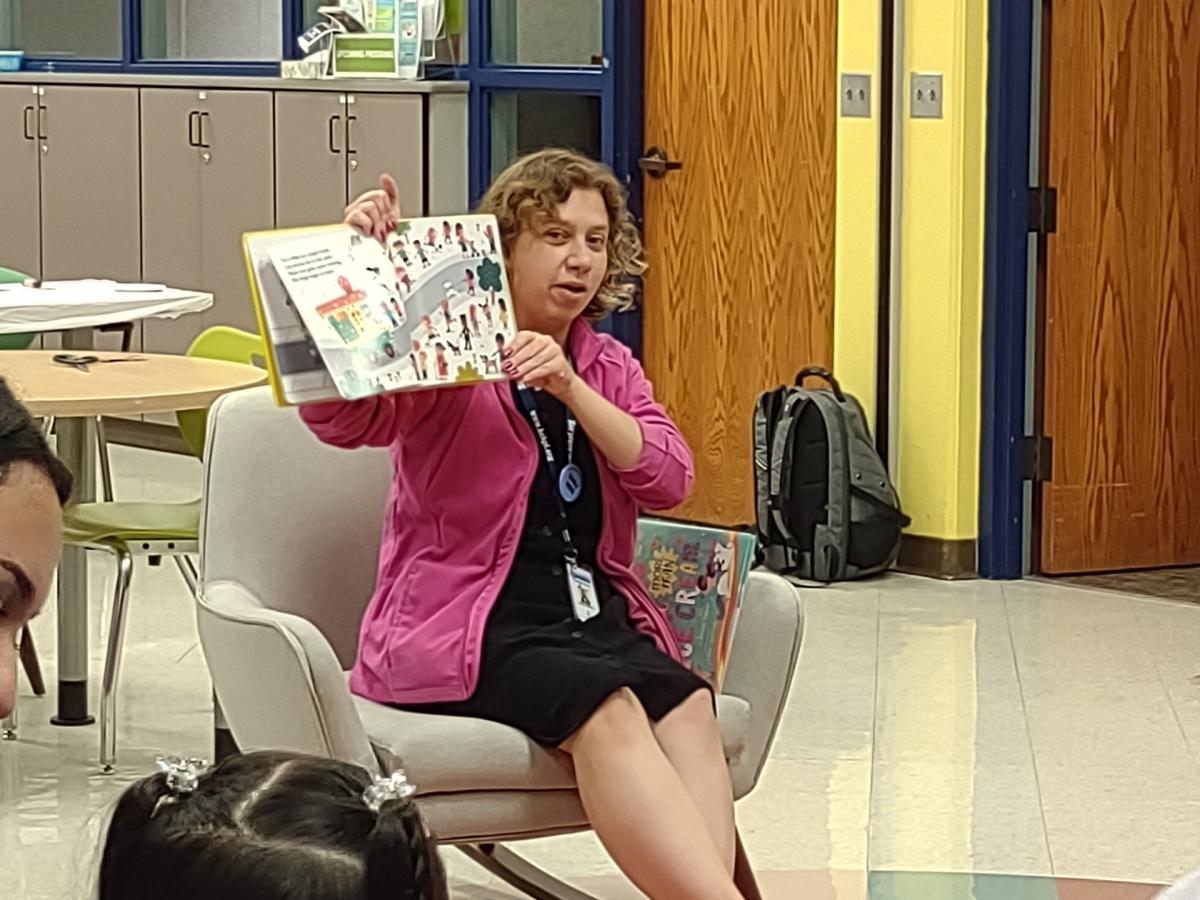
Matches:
[431,0,644,355]
[979,0,1036,578]
[20,0,303,75]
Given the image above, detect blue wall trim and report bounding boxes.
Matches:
[979,0,1036,578]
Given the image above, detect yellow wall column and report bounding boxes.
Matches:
[832,0,883,425]
[894,0,988,541]
[832,0,989,549]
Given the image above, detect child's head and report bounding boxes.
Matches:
[478,149,645,334]
[99,752,446,900]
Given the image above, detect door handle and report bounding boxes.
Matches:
[638,146,682,178]
[187,110,200,147]
[198,111,211,148]
[36,104,47,142]
[22,105,34,141]
[328,114,342,154]
[346,115,358,155]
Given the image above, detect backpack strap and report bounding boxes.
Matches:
[752,389,785,547]
[807,390,851,582]
[768,391,808,546]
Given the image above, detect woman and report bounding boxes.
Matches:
[0,378,71,719]
[305,150,742,900]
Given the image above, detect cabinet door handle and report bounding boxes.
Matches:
[328,114,342,154]
[198,111,211,148]
[346,115,358,154]
[36,104,47,142]
[22,105,34,141]
[187,110,200,147]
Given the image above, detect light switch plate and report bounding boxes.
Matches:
[840,73,871,118]
[911,72,944,118]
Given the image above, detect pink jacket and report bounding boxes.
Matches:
[299,319,695,705]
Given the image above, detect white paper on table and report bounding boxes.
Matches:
[0,281,212,334]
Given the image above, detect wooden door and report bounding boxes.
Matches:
[641,0,837,526]
[140,88,204,354]
[39,86,141,281]
[346,93,425,217]
[1040,1,1200,573]
[274,91,348,228]
[0,85,42,278]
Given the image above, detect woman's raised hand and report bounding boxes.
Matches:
[344,173,400,242]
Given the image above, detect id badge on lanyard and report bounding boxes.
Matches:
[516,383,599,622]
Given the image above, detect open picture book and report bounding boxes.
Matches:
[632,519,758,689]
[243,214,516,405]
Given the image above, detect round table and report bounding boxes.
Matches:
[0,350,266,725]
[0,351,266,417]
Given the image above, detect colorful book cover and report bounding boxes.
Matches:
[243,215,515,406]
[632,519,757,689]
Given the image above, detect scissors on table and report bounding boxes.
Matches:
[52,354,146,373]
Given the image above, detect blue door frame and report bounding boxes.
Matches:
[979,1,1036,578]
[439,0,645,356]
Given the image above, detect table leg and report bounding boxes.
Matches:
[52,329,96,726]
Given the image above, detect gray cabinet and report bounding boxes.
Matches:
[0,74,466,363]
[0,85,42,279]
[346,93,424,216]
[141,88,274,354]
[276,90,425,229]
[275,91,348,229]
[39,86,141,282]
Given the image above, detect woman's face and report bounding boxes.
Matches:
[0,463,63,717]
[507,188,609,340]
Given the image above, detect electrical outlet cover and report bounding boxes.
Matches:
[840,73,871,118]
[911,72,944,119]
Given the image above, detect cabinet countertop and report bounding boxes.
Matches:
[0,72,468,94]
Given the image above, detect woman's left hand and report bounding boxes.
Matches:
[505,331,576,401]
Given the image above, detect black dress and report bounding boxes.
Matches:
[395,384,708,746]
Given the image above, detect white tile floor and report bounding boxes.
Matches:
[3,445,1200,898]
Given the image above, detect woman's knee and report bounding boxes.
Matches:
[656,689,720,743]
[561,688,651,754]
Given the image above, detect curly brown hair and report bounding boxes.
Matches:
[477,148,646,320]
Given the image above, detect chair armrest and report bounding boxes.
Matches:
[195,579,378,772]
[721,570,805,798]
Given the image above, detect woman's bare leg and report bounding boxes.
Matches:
[560,688,742,900]
[653,688,737,873]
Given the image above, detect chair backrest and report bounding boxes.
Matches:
[0,266,36,351]
[200,386,392,667]
[177,326,266,458]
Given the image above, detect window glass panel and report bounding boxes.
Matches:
[490,91,602,179]
[490,0,602,66]
[141,0,282,61]
[6,0,122,58]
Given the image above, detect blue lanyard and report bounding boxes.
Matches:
[515,384,582,562]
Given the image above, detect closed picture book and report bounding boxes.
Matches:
[632,519,758,689]
[243,215,516,406]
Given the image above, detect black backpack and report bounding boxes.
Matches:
[753,367,910,583]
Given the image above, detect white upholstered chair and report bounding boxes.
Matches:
[194,386,804,899]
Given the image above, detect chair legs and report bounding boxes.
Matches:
[95,416,115,502]
[458,845,597,900]
[2,628,49,740]
[733,830,763,900]
[173,555,199,596]
[213,694,240,763]
[459,829,761,900]
[19,626,46,696]
[1,699,15,741]
[99,543,135,773]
